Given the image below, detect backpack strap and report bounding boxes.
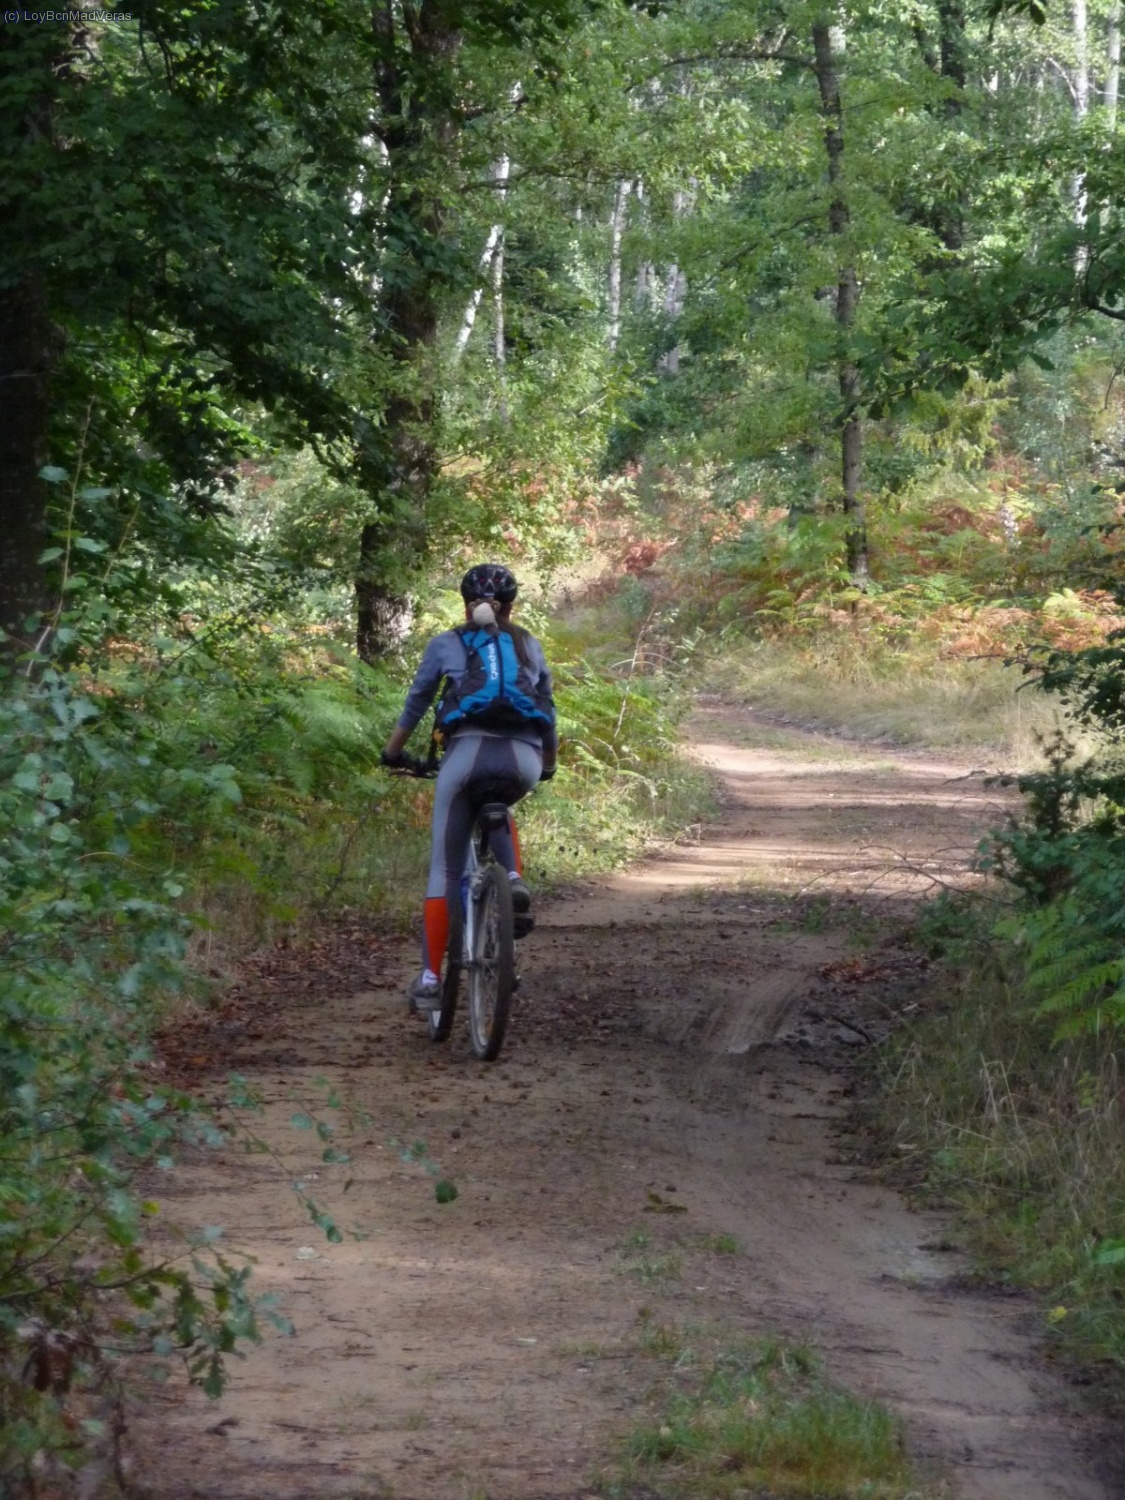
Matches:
[504,621,536,673]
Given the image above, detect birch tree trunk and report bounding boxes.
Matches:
[659,186,691,375]
[1107,0,1121,125]
[454,223,504,359]
[632,182,654,311]
[492,225,506,370]
[453,102,515,363]
[490,150,510,419]
[1074,0,1090,270]
[812,16,869,587]
[608,179,633,351]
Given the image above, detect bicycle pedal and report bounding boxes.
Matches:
[514,913,535,938]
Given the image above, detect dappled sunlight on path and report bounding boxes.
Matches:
[133,705,1109,1500]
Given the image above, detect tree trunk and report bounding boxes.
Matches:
[355,0,462,662]
[812,17,869,588]
[356,524,416,659]
[1075,0,1090,270]
[937,0,966,251]
[491,152,509,420]
[633,183,653,311]
[1107,0,1121,125]
[659,186,691,375]
[454,224,503,360]
[453,143,511,363]
[492,229,506,369]
[0,274,54,651]
[0,23,68,653]
[608,179,633,352]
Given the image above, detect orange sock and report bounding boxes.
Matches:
[509,815,523,876]
[422,897,449,974]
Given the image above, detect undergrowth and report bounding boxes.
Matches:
[587,452,1125,761]
[877,901,1125,1388]
[0,657,296,1496]
[873,624,1125,1394]
[171,589,713,960]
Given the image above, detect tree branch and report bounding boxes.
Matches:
[628,45,813,90]
[1088,298,1125,321]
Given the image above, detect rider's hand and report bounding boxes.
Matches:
[380,748,406,769]
[539,762,557,782]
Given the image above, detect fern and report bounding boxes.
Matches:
[1019,905,1125,1038]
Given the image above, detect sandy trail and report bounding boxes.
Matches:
[136,704,1112,1500]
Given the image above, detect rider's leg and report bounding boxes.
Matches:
[417,737,542,994]
[417,736,479,987]
[506,815,523,876]
[482,739,542,873]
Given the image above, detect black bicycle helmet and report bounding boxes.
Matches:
[459,563,518,605]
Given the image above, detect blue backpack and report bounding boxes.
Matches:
[436,625,555,738]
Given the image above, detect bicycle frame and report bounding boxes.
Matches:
[458,805,510,963]
[458,830,482,970]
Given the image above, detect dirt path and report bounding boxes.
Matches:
[137,704,1112,1500]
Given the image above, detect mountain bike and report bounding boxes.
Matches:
[389,752,530,1062]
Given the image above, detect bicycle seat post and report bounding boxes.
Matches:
[477,802,511,835]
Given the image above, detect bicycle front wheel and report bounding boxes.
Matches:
[468,864,515,1061]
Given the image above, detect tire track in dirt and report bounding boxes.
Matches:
[135,704,1112,1500]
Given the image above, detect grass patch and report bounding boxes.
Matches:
[693,1232,741,1255]
[609,1330,929,1500]
[704,636,1062,763]
[616,1229,683,1286]
[875,907,1125,1389]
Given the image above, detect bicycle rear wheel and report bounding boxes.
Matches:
[468,864,515,1061]
[428,903,462,1044]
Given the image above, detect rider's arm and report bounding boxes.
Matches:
[382,633,458,761]
[383,723,412,761]
[529,637,558,772]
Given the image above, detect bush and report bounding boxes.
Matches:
[878,629,1125,1387]
[0,661,286,1496]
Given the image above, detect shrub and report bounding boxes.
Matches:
[0,661,286,1495]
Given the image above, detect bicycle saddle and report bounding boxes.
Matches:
[466,777,523,821]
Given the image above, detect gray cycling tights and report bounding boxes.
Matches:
[425,732,542,905]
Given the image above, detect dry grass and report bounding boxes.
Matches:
[704,637,1069,765]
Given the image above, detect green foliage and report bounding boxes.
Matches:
[877,911,1125,1381]
[876,617,1125,1385]
[982,633,1125,1039]
[0,654,291,1492]
[2,5,380,526]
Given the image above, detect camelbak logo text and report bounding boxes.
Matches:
[435,625,555,738]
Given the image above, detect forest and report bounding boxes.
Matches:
[4,0,1125,1493]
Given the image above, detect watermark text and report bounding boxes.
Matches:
[3,9,132,21]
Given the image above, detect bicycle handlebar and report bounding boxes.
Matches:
[383,751,439,779]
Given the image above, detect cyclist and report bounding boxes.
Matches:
[380,564,557,1013]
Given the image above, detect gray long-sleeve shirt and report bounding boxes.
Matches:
[396,627,558,754]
